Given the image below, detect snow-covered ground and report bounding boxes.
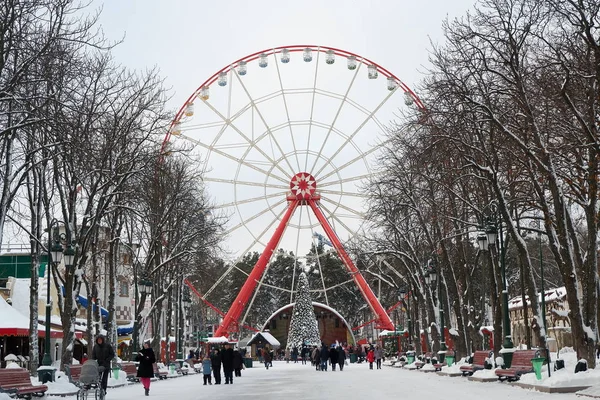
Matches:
[31,357,600,400]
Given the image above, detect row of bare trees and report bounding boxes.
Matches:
[365,0,599,367]
[0,1,223,371]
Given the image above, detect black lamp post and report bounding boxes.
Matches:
[479,206,514,367]
[426,259,446,362]
[398,286,412,346]
[133,276,152,352]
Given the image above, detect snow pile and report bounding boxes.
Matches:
[0,393,12,400]
[108,368,129,387]
[44,371,78,395]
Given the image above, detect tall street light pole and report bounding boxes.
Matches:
[479,205,514,367]
[537,223,551,377]
[427,259,446,362]
[399,286,412,347]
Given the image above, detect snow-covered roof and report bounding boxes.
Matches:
[508,287,566,310]
[247,331,281,347]
[207,336,231,344]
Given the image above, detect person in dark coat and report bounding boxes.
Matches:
[292,346,299,363]
[221,344,235,384]
[233,349,244,377]
[337,346,346,371]
[91,335,115,394]
[135,341,156,396]
[262,346,272,370]
[211,349,222,384]
[319,344,329,371]
[329,346,339,371]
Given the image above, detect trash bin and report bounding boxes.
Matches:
[37,366,56,383]
[244,358,253,368]
[169,364,175,375]
[350,354,357,363]
[531,358,545,380]
[445,354,455,367]
[112,367,120,380]
[406,351,415,365]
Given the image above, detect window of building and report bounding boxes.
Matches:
[270,319,277,330]
[118,278,129,297]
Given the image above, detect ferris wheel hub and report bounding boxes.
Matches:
[290,172,317,200]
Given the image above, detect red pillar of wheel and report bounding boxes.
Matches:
[214,199,300,337]
[308,199,395,331]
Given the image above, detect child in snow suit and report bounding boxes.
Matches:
[202,356,212,385]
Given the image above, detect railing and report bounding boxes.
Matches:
[0,243,30,254]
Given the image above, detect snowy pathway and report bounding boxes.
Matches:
[63,362,581,399]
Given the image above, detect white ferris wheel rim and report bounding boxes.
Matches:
[163,45,424,304]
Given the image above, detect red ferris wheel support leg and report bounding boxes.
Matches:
[215,199,300,337]
[307,199,395,331]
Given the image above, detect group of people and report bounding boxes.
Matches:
[202,344,245,385]
[365,345,384,369]
[308,344,347,371]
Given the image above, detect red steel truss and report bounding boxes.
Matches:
[214,173,394,337]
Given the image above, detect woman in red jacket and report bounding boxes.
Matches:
[366,348,375,370]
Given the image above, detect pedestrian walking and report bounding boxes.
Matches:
[135,341,156,396]
[319,344,329,371]
[366,348,375,370]
[285,348,291,363]
[202,355,212,385]
[91,335,115,396]
[233,348,244,377]
[222,344,235,384]
[311,346,320,370]
[292,346,299,363]
[329,345,338,371]
[262,346,272,370]
[337,346,346,371]
[374,345,383,369]
[211,349,222,384]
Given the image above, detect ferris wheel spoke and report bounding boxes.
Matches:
[180,133,289,185]
[200,99,292,180]
[307,212,329,305]
[323,279,355,292]
[231,70,297,176]
[273,50,302,173]
[318,188,369,198]
[214,191,288,210]
[314,88,398,178]
[290,206,304,303]
[318,144,384,183]
[320,197,365,218]
[203,176,288,191]
[319,172,379,188]
[225,198,287,235]
[308,63,363,175]
[318,202,359,237]
[304,48,321,172]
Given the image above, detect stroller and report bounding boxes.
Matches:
[77,360,105,400]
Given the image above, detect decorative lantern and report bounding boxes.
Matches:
[367,64,378,79]
[171,121,181,135]
[198,87,210,101]
[280,48,290,63]
[325,50,335,64]
[303,48,313,62]
[258,53,268,68]
[237,60,247,76]
[404,92,414,106]
[387,77,398,91]
[217,72,227,87]
[347,56,357,70]
[184,103,194,117]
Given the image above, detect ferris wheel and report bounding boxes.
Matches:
[162,45,424,337]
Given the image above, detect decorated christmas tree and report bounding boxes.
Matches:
[286,272,321,349]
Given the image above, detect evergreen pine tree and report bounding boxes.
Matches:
[286,272,321,349]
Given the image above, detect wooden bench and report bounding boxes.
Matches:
[65,364,83,384]
[0,368,48,399]
[495,350,537,381]
[459,350,493,376]
[433,350,455,371]
[153,363,168,380]
[120,362,139,382]
[414,352,433,369]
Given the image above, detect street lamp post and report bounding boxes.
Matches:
[41,221,75,382]
[479,205,514,367]
[133,277,153,353]
[426,259,446,362]
[536,223,551,377]
[399,286,412,346]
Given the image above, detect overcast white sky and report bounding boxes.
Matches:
[82,0,480,262]
[94,0,476,109]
